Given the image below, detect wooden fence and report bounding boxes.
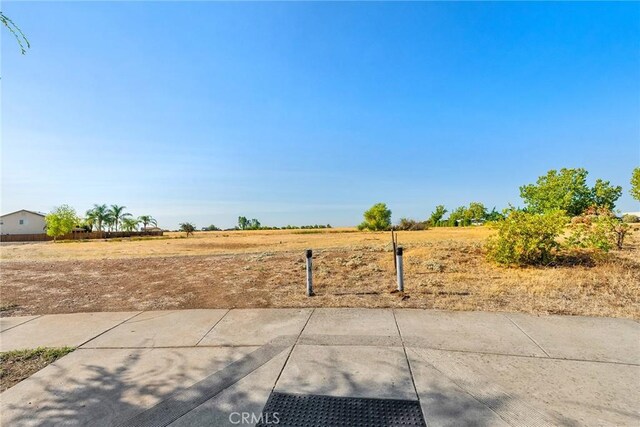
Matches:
[0,231,163,243]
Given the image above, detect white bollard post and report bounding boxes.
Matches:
[306,249,314,296]
[396,246,404,292]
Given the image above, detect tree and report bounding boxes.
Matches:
[520,168,621,216]
[248,218,261,230]
[591,179,622,210]
[358,203,392,231]
[86,204,109,232]
[467,202,487,221]
[45,205,79,241]
[121,217,140,232]
[448,206,467,226]
[429,205,447,226]
[203,224,220,231]
[631,168,640,202]
[138,215,157,230]
[486,207,505,222]
[179,222,196,237]
[108,205,131,232]
[520,168,592,216]
[1,12,30,55]
[238,216,249,230]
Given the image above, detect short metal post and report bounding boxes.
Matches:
[396,246,404,292]
[306,249,314,296]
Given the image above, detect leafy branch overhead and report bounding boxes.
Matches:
[1,12,30,54]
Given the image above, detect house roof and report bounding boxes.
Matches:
[0,209,46,218]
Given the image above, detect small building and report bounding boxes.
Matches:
[0,209,47,235]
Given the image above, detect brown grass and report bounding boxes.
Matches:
[1,227,638,318]
[0,347,74,392]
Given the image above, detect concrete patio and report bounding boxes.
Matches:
[1,308,638,426]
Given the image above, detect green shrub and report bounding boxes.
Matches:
[622,214,639,223]
[567,207,630,251]
[486,210,568,266]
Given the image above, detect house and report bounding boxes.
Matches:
[0,210,47,235]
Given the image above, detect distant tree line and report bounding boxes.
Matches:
[44,204,159,240]
[358,167,637,233]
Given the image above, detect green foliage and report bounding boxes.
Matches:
[202,224,221,231]
[237,216,249,230]
[520,168,592,216]
[448,206,467,226]
[138,215,157,229]
[590,179,622,210]
[45,205,79,240]
[108,205,131,232]
[485,207,505,222]
[121,217,140,232]
[429,205,447,226]
[567,207,631,251]
[485,210,569,266]
[85,204,109,232]
[0,12,30,55]
[520,168,622,216]
[631,168,640,202]
[358,203,392,231]
[179,222,196,237]
[467,202,487,221]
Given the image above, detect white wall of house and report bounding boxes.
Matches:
[0,210,46,235]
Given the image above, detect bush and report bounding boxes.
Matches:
[622,214,639,223]
[567,207,630,251]
[396,218,428,231]
[485,210,568,266]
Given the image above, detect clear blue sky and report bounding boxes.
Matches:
[2,2,639,229]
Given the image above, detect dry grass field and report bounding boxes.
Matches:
[1,227,638,318]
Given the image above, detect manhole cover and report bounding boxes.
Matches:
[256,392,426,427]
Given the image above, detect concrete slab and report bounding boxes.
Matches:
[0,315,39,332]
[506,313,640,364]
[198,308,311,346]
[409,347,640,426]
[395,309,546,356]
[0,311,139,351]
[275,345,416,400]
[302,308,398,337]
[407,350,510,427]
[169,350,290,427]
[83,309,228,348]
[0,346,257,426]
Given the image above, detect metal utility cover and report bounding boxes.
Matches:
[256,391,426,427]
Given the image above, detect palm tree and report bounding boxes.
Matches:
[87,204,109,232]
[138,215,157,230]
[121,217,140,232]
[108,205,131,232]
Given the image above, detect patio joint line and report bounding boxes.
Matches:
[392,309,422,407]
[502,314,551,358]
[0,314,44,333]
[78,311,144,348]
[419,346,640,367]
[195,309,231,346]
[270,307,315,393]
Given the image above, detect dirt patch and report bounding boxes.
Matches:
[1,235,638,318]
[0,347,74,392]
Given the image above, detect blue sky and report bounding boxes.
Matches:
[2,2,639,229]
